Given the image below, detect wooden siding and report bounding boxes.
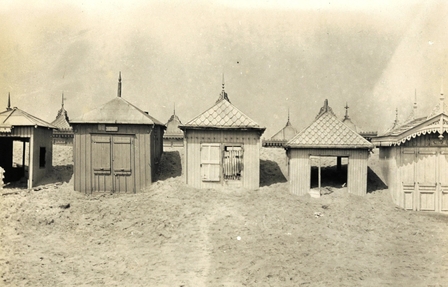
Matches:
[73,124,156,193]
[184,129,261,189]
[0,126,34,138]
[380,133,448,212]
[29,128,53,188]
[288,148,370,196]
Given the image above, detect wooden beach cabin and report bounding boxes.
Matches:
[179,81,266,189]
[372,93,448,212]
[163,106,184,147]
[285,99,373,197]
[70,74,165,193]
[51,94,73,145]
[0,94,55,188]
[262,111,298,147]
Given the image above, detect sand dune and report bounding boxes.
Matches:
[0,145,447,286]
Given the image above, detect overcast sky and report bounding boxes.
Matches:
[1,0,447,137]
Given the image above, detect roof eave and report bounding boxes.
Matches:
[284,144,373,149]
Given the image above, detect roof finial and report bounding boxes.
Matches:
[216,73,230,103]
[7,92,11,111]
[440,79,445,114]
[173,102,176,116]
[117,71,122,98]
[344,102,350,120]
[286,107,291,126]
[61,92,65,108]
[222,73,225,91]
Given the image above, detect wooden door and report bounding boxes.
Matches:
[92,135,113,192]
[401,148,416,210]
[200,143,221,182]
[439,148,448,212]
[416,148,437,211]
[113,136,135,193]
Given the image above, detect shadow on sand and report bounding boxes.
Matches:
[367,167,387,193]
[37,165,74,186]
[156,150,182,181]
[260,159,287,187]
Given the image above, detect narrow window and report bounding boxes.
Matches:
[223,145,243,180]
[39,147,46,168]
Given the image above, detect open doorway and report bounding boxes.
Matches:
[310,156,348,197]
[0,138,30,188]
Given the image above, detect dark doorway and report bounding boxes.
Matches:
[310,156,348,196]
[0,138,29,187]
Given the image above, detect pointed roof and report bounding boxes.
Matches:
[341,102,358,132]
[180,81,264,132]
[164,105,183,137]
[385,108,401,133]
[71,97,164,125]
[374,91,448,146]
[71,73,164,126]
[51,94,72,131]
[181,99,263,130]
[0,107,56,130]
[285,99,373,149]
[270,110,298,141]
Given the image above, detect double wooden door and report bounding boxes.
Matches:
[91,135,135,193]
[401,147,448,212]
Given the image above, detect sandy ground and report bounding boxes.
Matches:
[1,145,447,286]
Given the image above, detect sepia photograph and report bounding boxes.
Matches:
[0,0,447,286]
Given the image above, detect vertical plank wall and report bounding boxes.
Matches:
[184,129,261,189]
[73,124,154,193]
[30,128,53,188]
[289,148,370,196]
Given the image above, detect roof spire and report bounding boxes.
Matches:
[286,107,291,126]
[222,73,225,91]
[117,71,122,98]
[173,102,176,116]
[216,73,230,103]
[343,102,350,121]
[61,92,65,108]
[7,92,11,111]
[439,79,445,115]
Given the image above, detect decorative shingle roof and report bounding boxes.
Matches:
[373,93,448,146]
[164,108,184,139]
[0,107,56,130]
[285,99,373,149]
[270,120,298,141]
[71,97,164,126]
[180,97,264,131]
[51,101,72,131]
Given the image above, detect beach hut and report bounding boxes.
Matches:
[70,73,165,193]
[51,93,73,145]
[262,110,298,147]
[372,92,448,212]
[163,105,184,147]
[179,81,266,189]
[285,99,373,197]
[0,94,55,188]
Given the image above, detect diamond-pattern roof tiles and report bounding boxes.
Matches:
[286,100,373,149]
[181,99,263,130]
[51,107,72,131]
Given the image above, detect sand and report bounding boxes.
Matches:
[1,145,447,286]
